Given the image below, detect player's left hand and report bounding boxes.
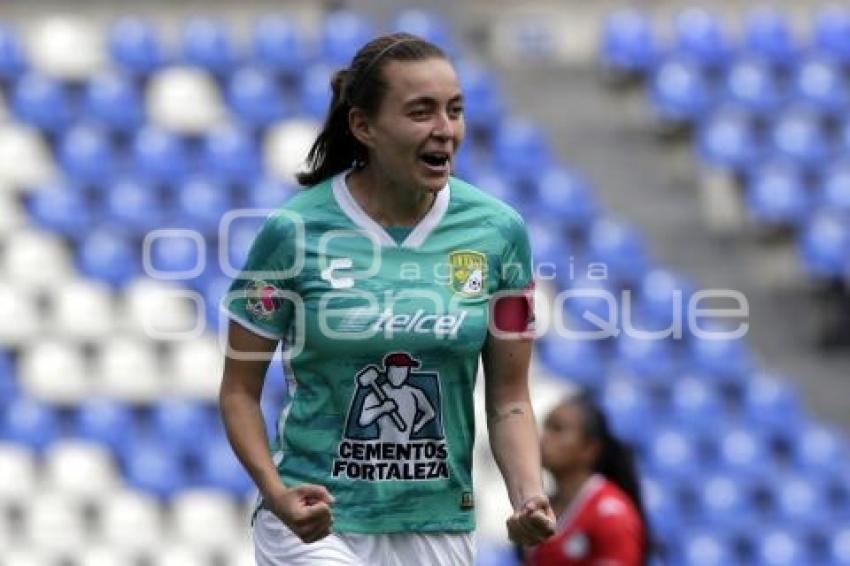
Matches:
[506,495,556,546]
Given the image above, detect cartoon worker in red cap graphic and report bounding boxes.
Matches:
[356,352,436,443]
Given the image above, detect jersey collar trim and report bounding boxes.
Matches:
[555,474,605,531]
[331,170,450,249]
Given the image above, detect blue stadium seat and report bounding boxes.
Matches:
[533,166,598,230]
[696,472,754,526]
[797,211,850,279]
[104,177,164,235]
[124,440,187,499]
[678,529,735,566]
[585,218,648,285]
[742,7,797,67]
[742,373,804,437]
[753,527,808,566]
[599,8,657,75]
[456,60,504,133]
[249,177,295,210]
[27,182,93,238]
[10,73,72,132]
[83,72,145,132]
[600,378,652,446]
[744,161,811,226]
[181,17,238,75]
[819,160,850,214]
[57,125,117,184]
[561,276,619,335]
[491,119,552,182]
[641,476,680,545]
[252,16,312,76]
[537,332,604,389]
[615,332,677,382]
[151,399,216,461]
[813,6,850,65]
[673,8,732,70]
[72,398,135,451]
[769,107,829,168]
[648,56,713,124]
[688,325,752,381]
[77,228,140,287]
[712,425,768,476]
[792,55,849,117]
[201,272,232,332]
[829,525,850,565]
[722,57,782,116]
[669,377,723,432]
[645,427,697,480]
[131,126,191,185]
[320,10,375,66]
[298,62,333,119]
[148,228,205,277]
[526,219,570,275]
[225,216,264,271]
[770,474,822,524]
[198,434,254,496]
[792,423,846,474]
[637,268,694,333]
[108,17,167,75]
[200,126,261,184]
[175,176,231,236]
[226,67,287,128]
[391,9,454,54]
[696,107,760,171]
[0,398,60,451]
[0,24,27,80]
[0,351,18,403]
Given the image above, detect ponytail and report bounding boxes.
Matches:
[296,32,447,187]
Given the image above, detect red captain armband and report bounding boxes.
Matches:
[490,281,536,337]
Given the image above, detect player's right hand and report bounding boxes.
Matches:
[381,399,398,414]
[265,483,335,543]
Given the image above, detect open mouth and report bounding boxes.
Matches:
[419,151,450,170]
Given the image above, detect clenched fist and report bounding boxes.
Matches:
[265,483,336,543]
[507,495,556,546]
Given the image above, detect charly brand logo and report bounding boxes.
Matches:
[245,280,282,320]
[449,250,487,297]
[331,352,448,481]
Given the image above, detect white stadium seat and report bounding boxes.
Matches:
[150,544,207,566]
[0,279,40,347]
[264,118,319,184]
[0,123,56,191]
[1,549,52,566]
[23,490,88,556]
[2,228,74,290]
[0,190,26,237]
[122,278,201,339]
[78,545,135,566]
[19,339,90,404]
[43,440,118,500]
[51,278,115,340]
[29,16,105,80]
[170,489,241,552]
[228,542,255,566]
[93,335,164,402]
[167,336,223,400]
[0,444,38,506]
[147,67,226,134]
[96,489,165,553]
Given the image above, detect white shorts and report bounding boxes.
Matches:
[253,509,475,566]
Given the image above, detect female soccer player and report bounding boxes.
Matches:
[525,392,649,566]
[218,32,555,565]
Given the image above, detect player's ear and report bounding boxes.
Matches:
[349,107,375,149]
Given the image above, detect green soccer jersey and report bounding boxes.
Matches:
[224,170,533,533]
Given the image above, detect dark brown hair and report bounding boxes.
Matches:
[296,33,447,187]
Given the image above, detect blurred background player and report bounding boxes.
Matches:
[524,392,648,566]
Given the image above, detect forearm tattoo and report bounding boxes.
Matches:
[487,406,526,424]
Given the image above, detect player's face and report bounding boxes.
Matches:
[541,402,597,475]
[387,365,409,386]
[367,58,465,194]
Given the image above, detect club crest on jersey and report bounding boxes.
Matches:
[245,280,281,320]
[449,250,487,296]
[331,352,449,482]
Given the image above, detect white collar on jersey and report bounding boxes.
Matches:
[331,169,451,249]
[555,473,605,531]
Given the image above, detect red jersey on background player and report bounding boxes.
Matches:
[525,393,648,566]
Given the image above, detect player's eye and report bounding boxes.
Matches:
[449,105,464,118]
